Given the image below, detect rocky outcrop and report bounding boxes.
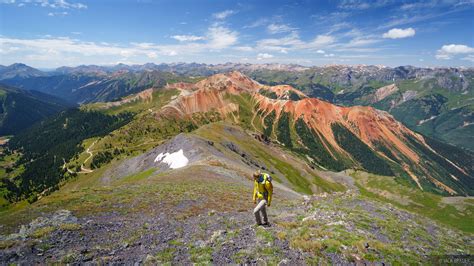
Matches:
[2,210,78,241]
[373,84,398,102]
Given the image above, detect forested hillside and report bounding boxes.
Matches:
[0,85,73,135]
[2,109,132,202]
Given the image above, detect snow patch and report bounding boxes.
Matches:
[77,80,101,89]
[463,121,473,127]
[154,149,189,169]
[417,115,437,125]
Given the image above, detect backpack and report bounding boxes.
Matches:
[262,173,273,193]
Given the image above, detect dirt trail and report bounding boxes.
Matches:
[62,140,103,175]
[62,158,75,174]
[79,140,97,173]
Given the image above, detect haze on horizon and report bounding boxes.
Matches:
[0,0,473,68]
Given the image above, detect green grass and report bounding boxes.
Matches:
[0,164,253,234]
[189,245,212,264]
[30,226,56,238]
[59,223,82,231]
[256,227,274,243]
[267,155,312,194]
[119,168,156,183]
[352,171,474,233]
[73,89,183,165]
[83,88,179,115]
[282,189,472,264]
[226,93,258,129]
[155,247,176,263]
[231,249,255,264]
[193,122,344,195]
[0,151,23,179]
[0,149,24,207]
[312,175,345,193]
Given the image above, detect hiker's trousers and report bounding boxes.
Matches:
[254,199,268,224]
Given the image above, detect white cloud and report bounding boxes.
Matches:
[462,55,474,62]
[338,0,390,10]
[48,11,68,16]
[131,42,154,49]
[235,46,253,52]
[435,54,450,60]
[40,0,87,9]
[324,53,335,57]
[4,0,88,9]
[207,26,238,49]
[171,35,205,42]
[347,37,380,47]
[382,27,416,39]
[329,30,383,52]
[400,2,433,10]
[316,49,325,54]
[146,51,158,59]
[309,35,335,46]
[213,9,235,20]
[244,18,269,29]
[267,23,297,34]
[0,21,241,67]
[0,45,20,54]
[2,0,87,11]
[436,44,474,60]
[257,53,274,60]
[256,32,335,53]
[256,32,304,51]
[164,50,177,56]
[339,1,370,10]
[439,44,474,54]
[0,36,162,61]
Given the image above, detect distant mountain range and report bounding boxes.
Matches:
[0,63,46,80]
[5,71,472,202]
[1,65,203,104]
[0,62,308,79]
[0,84,74,135]
[0,63,472,152]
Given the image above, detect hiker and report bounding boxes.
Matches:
[252,171,273,226]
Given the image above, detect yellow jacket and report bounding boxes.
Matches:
[253,173,273,206]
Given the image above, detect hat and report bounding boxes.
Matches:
[253,170,261,178]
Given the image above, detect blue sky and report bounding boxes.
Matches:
[0,0,473,68]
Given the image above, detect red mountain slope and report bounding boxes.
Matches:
[159,72,472,195]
